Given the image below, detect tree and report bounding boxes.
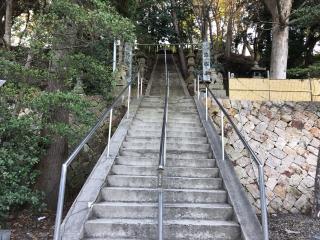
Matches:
[170,0,188,77]
[0,0,135,212]
[291,1,320,67]
[3,0,13,49]
[263,0,293,79]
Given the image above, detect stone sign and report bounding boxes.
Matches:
[202,42,210,82]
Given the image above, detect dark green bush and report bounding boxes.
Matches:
[287,64,320,79]
[0,85,45,226]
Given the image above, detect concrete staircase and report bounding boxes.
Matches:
[59,54,265,240]
[83,96,241,239]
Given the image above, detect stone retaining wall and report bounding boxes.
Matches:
[209,99,320,214]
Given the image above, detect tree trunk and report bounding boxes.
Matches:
[270,22,289,79]
[0,3,6,44]
[313,148,320,218]
[208,14,214,49]
[202,6,208,42]
[3,0,13,49]
[170,0,188,78]
[37,103,69,209]
[37,23,76,209]
[264,0,293,79]
[225,16,233,59]
[241,43,246,56]
[243,36,254,58]
[304,30,319,67]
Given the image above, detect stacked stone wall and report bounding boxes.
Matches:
[209,100,320,213]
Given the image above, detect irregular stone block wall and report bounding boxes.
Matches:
[209,99,320,213]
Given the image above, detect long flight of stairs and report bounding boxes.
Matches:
[83,96,241,239]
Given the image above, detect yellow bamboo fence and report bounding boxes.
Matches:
[229,78,320,101]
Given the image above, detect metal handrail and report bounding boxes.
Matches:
[53,74,140,240]
[196,80,269,240]
[157,48,169,240]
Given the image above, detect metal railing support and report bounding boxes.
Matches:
[113,39,117,72]
[258,164,269,240]
[200,84,269,240]
[197,75,200,100]
[194,78,196,94]
[107,108,113,157]
[157,48,169,240]
[53,164,68,240]
[221,110,225,161]
[205,87,208,121]
[53,76,137,240]
[158,171,164,239]
[127,84,131,118]
[137,71,140,99]
[168,72,170,98]
[140,77,143,96]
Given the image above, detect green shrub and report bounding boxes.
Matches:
[0,82,96,227]
[0,87,45,226]
[287,64,320,79]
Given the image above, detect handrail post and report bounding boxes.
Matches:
[197,75,200,100]
[53,164,68,240]
[204,84,269,239]
[168,72,170,98]
[137,71,140,99]
[205,87,208,121]
[127,84,131,118]
[258,164,269,240]
[221,110,225,161]
[140,77,143,96]
[194,78,196,95]
[158,169,164,240]
[53,77,138,240]
[107,108,113,158]
[113,39,117,72]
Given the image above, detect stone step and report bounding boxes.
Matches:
[84,238,139,240]
[127,130,205,138]
[136,109,198,115]
[101,187,227,203]
[119,149,212,159]
[125,136,208,144]
[135,112,199,120]
[111,165,219,178]
[107,175,222,190]
[131,121,202,128]
[115,156,216,168]
[121,142,210,152]
[128,125,205,134]
[138,106,197,112]
[142,97,193,102]
[92,202,233,220]
[84,218,240,239]
[133,117,201,125]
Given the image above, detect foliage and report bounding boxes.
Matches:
[0,0,135,221]
[287,63,320,79]
[0,84,44,226]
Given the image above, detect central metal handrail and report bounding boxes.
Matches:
[53,71,142,240]
[195,79,269,240]
[158,48,169,240]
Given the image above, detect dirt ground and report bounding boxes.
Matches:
[269,213,320,240]
[7,210,54,239]
[5,211,320,239]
